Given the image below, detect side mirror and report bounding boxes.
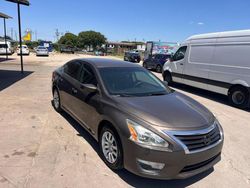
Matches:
[81,84,98,92]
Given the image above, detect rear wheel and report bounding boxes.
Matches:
[228,86,249,109]
[99,126,123,170]
[53,88,62,112]
[156,65,162,73]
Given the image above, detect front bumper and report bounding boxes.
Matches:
[123,138,223,180]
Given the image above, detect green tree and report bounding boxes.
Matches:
[78,30,106,50]
[58,32,78,47]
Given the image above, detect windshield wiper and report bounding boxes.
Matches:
[147,92,167,96]
[115,94,135,97]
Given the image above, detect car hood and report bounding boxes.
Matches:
[114,92,214,130]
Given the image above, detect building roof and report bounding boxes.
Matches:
[78,58,141,68]
[107,41,136,46]
[0,12,12,19]
[187,29,250,40]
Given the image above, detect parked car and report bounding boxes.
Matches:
[36,46,49,56]
[95,51,104,56]
[52,58,224,180]
[60,46,75,54]
[124,51,141,63]
[0,41,14,55]
[17,45,30,55]
[163,30,250,109]
[143,54,172,73]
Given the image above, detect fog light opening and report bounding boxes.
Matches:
[137,159,165,174]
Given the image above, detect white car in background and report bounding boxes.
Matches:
[17,45,30,55]
[36,46,49,56]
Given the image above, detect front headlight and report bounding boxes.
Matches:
[126,119,169,148]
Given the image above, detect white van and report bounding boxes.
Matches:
[163,30,250,109]
[0,41,13,55]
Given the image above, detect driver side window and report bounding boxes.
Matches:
[173,46,187,61]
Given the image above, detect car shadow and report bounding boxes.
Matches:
[0,69,33,91]
[0,57,15,62]
[59,111,100,154]
[170,83,250,112]
[117,168,213,188]
[57,108,214,187]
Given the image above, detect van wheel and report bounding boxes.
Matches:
[156,65,162,73]
[228,86,249,109]
[143,62,148,69]
[164,72,173,84]
[99,126,123,170]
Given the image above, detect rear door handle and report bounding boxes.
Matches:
[180,63,184,65]
[59,77,63,82]
[72,88,78,94]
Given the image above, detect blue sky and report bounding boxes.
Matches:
[1,0,250,42]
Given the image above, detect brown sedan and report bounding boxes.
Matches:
[52,58,224,179]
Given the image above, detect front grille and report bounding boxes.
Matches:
[180,153,221,173]
[174,125,221,152]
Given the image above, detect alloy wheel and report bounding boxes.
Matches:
[101,131,118,164]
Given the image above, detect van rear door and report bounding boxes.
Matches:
[183,41,215,90]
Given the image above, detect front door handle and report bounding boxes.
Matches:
[180,63,184,65]
[72,88,78,94]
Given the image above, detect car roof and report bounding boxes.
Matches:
[77,58,141,68]
[186,29,250,40]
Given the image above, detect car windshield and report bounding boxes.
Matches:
[99,67,171,97]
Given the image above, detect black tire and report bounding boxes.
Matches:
[143,62,148,69]
[99,126,123,170]
[228,86,250,109]
[156,65,162,73]
[164,71,173,84]
[53,88,62,112]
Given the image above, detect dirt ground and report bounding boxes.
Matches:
[0,53,250,188]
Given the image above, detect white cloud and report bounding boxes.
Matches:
[197,22,205,25]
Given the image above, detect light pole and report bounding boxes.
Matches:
[6,0,30,74]
[0,12,12,60]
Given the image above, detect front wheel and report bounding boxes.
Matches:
[143,62,148,69]
[164,71,173,84]
[228,86,249,109]
[99,126,123,170]
[156,65,162,73]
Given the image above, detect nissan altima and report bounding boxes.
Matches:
[52,58,224,179]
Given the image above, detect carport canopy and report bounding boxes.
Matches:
[5,0,30,73]
[0,12,12,60]
[6,0,30,6]
[0,12,12,19]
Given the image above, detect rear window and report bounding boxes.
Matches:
[0,44,8,48]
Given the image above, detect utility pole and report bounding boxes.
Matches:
[55,29,60,42]
[3,18,8,59]
[11,27,13,39]
[35,30,37,41]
